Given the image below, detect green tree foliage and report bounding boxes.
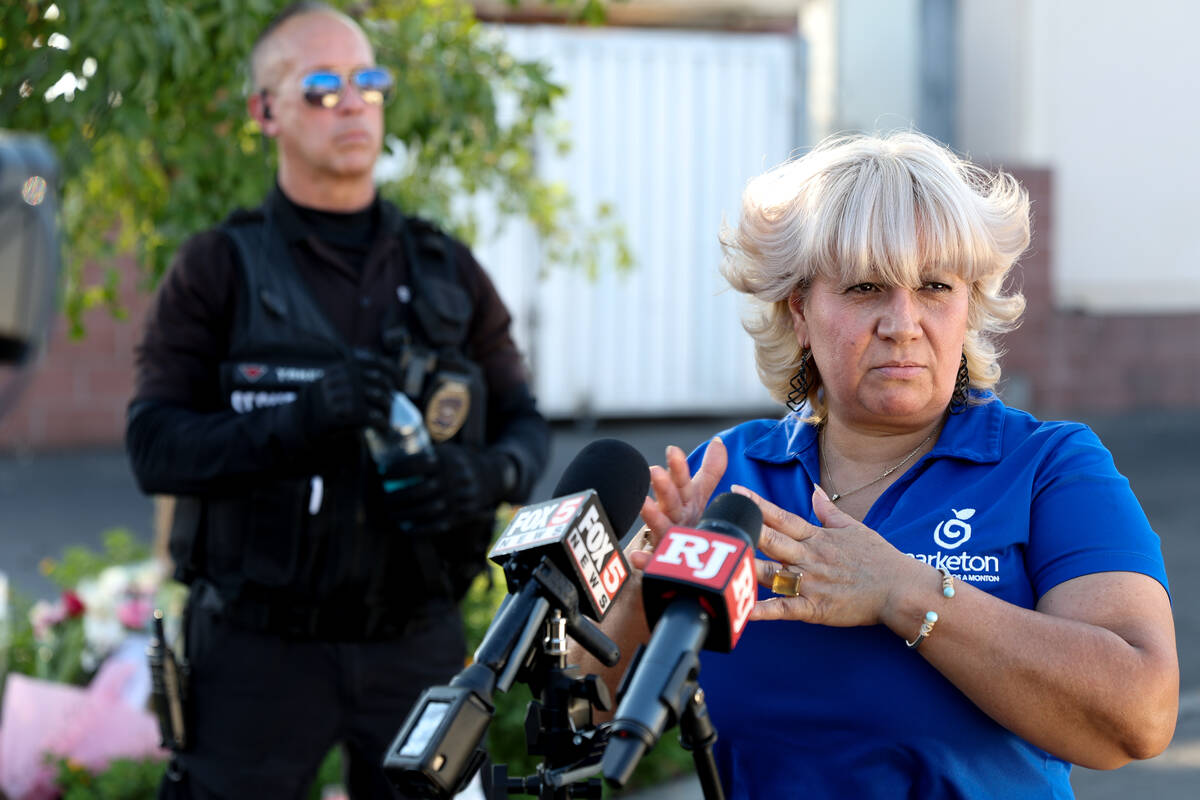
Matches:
[1,0,630,334]
[39,528,150,591]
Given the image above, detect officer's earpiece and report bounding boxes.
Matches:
[260,89,273,121]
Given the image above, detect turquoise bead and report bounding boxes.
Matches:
[944,586,956,598]
[925,611,938,623]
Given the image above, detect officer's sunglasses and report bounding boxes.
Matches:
[301,67,394,109]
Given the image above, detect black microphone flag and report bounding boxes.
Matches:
[488,438,650,620]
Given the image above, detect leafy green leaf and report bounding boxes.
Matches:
[2,0,632,334]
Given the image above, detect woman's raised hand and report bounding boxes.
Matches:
[638,436,728,550]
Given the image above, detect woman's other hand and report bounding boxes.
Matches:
[736,483,926,627]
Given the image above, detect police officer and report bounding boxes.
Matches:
[126,3,549,797]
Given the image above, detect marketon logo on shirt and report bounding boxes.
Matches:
[934,508,975,549]
[907,507,1002,585]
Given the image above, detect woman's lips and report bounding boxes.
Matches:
[874,364,925,379]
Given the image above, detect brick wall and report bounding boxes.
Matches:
[1002,168,1200,415]
[0,255,152,452]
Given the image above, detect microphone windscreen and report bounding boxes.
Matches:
[553,438,650,536]
[698,492,763,547]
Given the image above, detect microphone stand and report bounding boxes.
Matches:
[385,556,619,799]
[387,550,730,799]
[488,609,610,799]
[603,638,726,800]
[678,686,725,800]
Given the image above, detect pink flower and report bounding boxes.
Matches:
[116,595,153,630]
[29,599,66,641]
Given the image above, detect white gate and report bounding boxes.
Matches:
[475,25,802,418]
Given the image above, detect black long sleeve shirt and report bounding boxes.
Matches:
[126,186,549,500]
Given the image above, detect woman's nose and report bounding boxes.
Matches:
[877,288,921,340]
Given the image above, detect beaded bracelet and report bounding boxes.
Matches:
[905,567,955,650]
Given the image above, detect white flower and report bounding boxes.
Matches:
[72,560,168,664]
[129,560,165,594]
[97,564,131,602]
[83,614,125,661]
[75,575,106,614]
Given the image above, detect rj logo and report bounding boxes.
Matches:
[657,532,739,580]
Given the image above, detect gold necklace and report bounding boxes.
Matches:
[820,427,936,503]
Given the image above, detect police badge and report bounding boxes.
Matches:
[424,375,471,442]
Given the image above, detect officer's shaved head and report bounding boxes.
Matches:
[250,1,369,91]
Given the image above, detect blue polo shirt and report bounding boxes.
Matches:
[689,397,1168,799]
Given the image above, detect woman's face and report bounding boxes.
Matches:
[791,272,970,431]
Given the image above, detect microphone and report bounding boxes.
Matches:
[384,438,650,798]
[489,437,650,623]
[601,492,762,788]
[482,437,650,671]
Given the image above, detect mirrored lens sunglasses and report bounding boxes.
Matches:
[301,67,394,109]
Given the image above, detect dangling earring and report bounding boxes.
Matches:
[786,349,815,413]
[950,353,969,413]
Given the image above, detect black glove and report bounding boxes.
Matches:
[381,443,516,534]
[297,350,397,437]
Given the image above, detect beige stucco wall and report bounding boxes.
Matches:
[958,0,1200,313]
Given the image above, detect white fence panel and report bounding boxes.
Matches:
[475,25,801,418]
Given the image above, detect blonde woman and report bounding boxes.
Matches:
[619,131,1176,798]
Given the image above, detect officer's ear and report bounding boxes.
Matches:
[249,89,276,137]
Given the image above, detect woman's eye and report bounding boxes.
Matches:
[848,283,879,293]
[921,281,952,292]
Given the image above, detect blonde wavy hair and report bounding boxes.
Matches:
[720,131,1031,422]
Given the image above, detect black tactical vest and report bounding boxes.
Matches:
[170,204,491,639]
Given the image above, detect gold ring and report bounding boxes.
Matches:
[771,566,803,597]
[637,526,655,552]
